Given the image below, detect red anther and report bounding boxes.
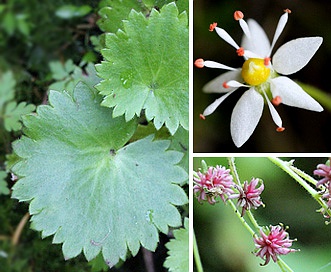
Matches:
[222,81,229,88]
[276,127,285,132]
[272,96,282,106]
[264,57,271,66]
[194,58,205,68]
[234,11,244,21]
[199,113,206,120]
[284,8,291,14]
[209,22,217,32]
[236,47,245,56]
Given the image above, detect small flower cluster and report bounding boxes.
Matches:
[193,162,264,215]
[194,161,298,265]
[254,225,298,266]
[193,164,234,204]
[230,178,265,216]
[314,160,331,218]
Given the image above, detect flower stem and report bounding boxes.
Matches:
[268,157,331,218]
[277,256,295,272]
[228,199,256,236]
[228,157,241,186]
[247,210,260,231]
[268,157,318,196]
[193,228,204,272]
[227,157,257,235]
[289,164,319,186]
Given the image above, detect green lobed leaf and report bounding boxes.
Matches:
[96,2,189,135]
[129,124,188,185]
[0,71,16,112]
[2,12,16,36]
[49,59,76,81]
[10,82,188,266]
[164,217,189,272]
[49,62,101,96]
[143,0,189,13]
[55,5,92,19]
[169,127,188,184]
[4,101,36,132]
[0,171,10,195]
[97,0,144,33]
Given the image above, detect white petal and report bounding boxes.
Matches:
[239,19,251,39]
[215,27,239,49]
[203,90,237,116]
[241,19,270,57]
[226,80,248,88]
[204,60,237,71]
[272,37,323,75]
[203,70,242,93]
[262,90,283,127]
[243,50,262,59]
[269,11,289,56]
[270,77,323,111]
[230,88,264,147]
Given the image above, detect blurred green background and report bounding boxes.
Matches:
[194,0,331,152]
[193,157,331,272]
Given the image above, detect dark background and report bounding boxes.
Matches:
[194,0,331,152]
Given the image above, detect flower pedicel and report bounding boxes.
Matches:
[195,9,323,147]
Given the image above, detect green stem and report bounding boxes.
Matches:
[193,228,204,272]
[247,210,260,231]
[268,157,331,218]
[228,199,256,236]
[289,165,319,186]
[277,256,295,272]
[227,157,241,186]
[298,81,331,112]
[268,157,318,196]
[228,157,296,271]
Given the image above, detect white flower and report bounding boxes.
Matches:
[195,9,323,148]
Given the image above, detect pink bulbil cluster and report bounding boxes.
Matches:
[254,225,297,266]
[230,178,264,216]
[193,165,234,204]
[314,161,331,218]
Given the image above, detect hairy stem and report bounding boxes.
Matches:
[268,157,331,218]
[193,229,204,272]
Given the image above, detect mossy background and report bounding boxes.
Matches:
[0,1,186,271]
[194,0,331,152]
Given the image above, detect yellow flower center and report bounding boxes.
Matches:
[241,58,270,86]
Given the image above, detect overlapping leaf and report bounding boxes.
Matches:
[143,0,188,13]
[3,101,35,131]
[96,3,188,135]
[10,82,188,266]
[0,70,35,132]
[0,71,15,111]
[97,0,144,33]
[49,61,100,95]
[164,217,189,272]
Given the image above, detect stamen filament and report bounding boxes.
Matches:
[204,61,237,71]
[262,90,283,128]
[268,10,290,56]
[215,27,240,49]
[203,90,237,116]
